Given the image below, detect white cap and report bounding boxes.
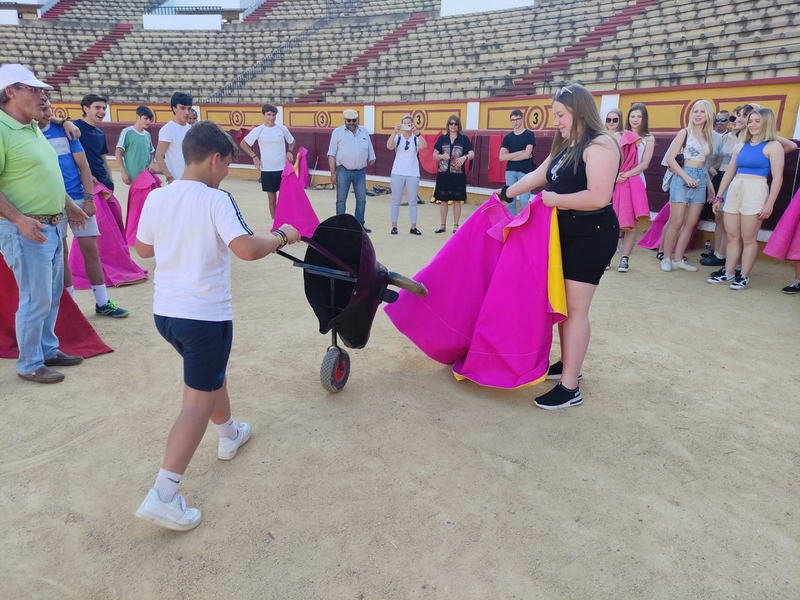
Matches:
[0,64,53,91]
[342,109,358,119]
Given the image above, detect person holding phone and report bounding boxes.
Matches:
[387,114,427,235]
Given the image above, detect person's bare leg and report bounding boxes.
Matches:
[209,378,232,426]
[438,202,449,230]
[161,385,220,474]
[738,214,762,277]
[673,203,703,262]
[267,192,277,219]
[723,212,742,275]
[77,237,104,286]
[714,210,727,255]
[559,280,598,390]
[661,202,685,260]
[621,229,637,256]
[453,202,462,229]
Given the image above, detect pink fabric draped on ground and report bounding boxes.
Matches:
[384,193,567,389]
[764,187,800,260]
[637,202,701,251]
[612,130,650,229]
[272,160,320,237]
[125,170,162,247]
[69,182,148,289]
[0,259,112,359]
[294,146,310,188]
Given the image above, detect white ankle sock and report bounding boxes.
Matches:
[66,285,75,300]
[714,251,725,259]
[91,284,109,307]
[154,468,182,503]
[215,418,238,440]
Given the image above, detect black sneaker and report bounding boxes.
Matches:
[707,269,735,284]
[390,227,398,235]
[700,255,726,266]
[656,252,664,261]
[618,256,629,272]
[535,383,583,410]
[701,250,715,259]
[729,274,749,290]
[782,279,800,294]
[545,361,583,381]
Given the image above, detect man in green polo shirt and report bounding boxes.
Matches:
[0,64,88,384]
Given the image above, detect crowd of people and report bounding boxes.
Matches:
[2,61,798,530]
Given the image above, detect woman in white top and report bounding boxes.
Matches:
[659,99,715,272]
[387,114,427,235]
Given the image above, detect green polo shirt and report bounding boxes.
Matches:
[0,109,66,215]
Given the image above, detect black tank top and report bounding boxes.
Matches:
[546,147,588,195]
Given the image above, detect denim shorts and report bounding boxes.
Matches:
[670,166,707,205]
[155,315,232,391]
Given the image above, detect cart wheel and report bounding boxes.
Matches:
[320,347,350,393]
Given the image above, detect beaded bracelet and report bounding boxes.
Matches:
[273,229,289,249]
[499,185,512,202]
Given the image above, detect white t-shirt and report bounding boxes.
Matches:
[244,124,294,172]
[136,180,253,321]
[390,134,420,177]
[158,120,191,180]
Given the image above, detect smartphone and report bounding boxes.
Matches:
[400,123,412,131]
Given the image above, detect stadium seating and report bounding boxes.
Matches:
[49,0,152,23]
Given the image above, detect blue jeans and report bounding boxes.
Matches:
[0,219,64,374]
[335,165,367,225]
[505,170,532,215]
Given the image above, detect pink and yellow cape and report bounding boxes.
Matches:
[384,193,567,389]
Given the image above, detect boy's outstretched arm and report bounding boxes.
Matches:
[228,224,301,261]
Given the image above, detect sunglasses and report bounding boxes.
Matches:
[606,117,619,124]
[345,118,357,123]
[729,115,737,122]
[14,83,47,96]
[448,122,458,126]
[404,140,410,150]
[715,118,728,123]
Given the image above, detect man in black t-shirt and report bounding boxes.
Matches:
[500,109,536,215]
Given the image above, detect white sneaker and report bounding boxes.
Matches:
[218,422,251,460]
[660,258,672,272]
[671,259,697,272]
[135,488,201,531]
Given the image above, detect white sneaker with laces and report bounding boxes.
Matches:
[671,259,697,272]
[218,422,251,460]
[135,488,201,531]
[660,258,672,272]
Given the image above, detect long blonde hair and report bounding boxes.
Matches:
[549,84,616,172]
[740,107,779,144]
[685,100,714,154]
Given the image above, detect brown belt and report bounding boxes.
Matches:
[0,213,63,225]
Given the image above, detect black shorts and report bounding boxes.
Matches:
[261,170,282,193]
[155,315,233,392]
[558,205,619,285]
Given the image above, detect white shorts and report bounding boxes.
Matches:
[59,197,100,239]
[722,175,769,216]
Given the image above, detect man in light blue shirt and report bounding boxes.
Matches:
[327,109,376,232]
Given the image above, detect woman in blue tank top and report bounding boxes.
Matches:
[708,108,785,290]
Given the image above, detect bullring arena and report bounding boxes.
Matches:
[1,0,798,598]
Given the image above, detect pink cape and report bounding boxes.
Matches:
[294,146,310,188]
[69,182,149,289]
[764,188,800,260]
[0,259,112,359]
[272,160,320,237]
[612,130,650,229]
[637,203,701,251]
[384,193,567,389]
[125,170,162,247]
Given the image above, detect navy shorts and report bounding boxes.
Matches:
[261,170,282,193]
[155,316,232,391]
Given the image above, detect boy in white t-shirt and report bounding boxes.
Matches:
[134,121,300,531]
[240,103,296,218]
[155,92,193,183]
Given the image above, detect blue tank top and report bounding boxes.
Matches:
[737,141,770,177]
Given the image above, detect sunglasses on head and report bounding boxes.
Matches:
[606,117,619,124]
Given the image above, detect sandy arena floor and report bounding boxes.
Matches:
[1,177,798,600]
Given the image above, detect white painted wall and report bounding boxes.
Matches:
[440,0,533,17]
[0,9,19,25]
[143,14,223,30]
[599,94,620,120]
[364,105,375,134]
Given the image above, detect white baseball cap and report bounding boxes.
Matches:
[0,64,53,90]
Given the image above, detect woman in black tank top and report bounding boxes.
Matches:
[499,84,620,410]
